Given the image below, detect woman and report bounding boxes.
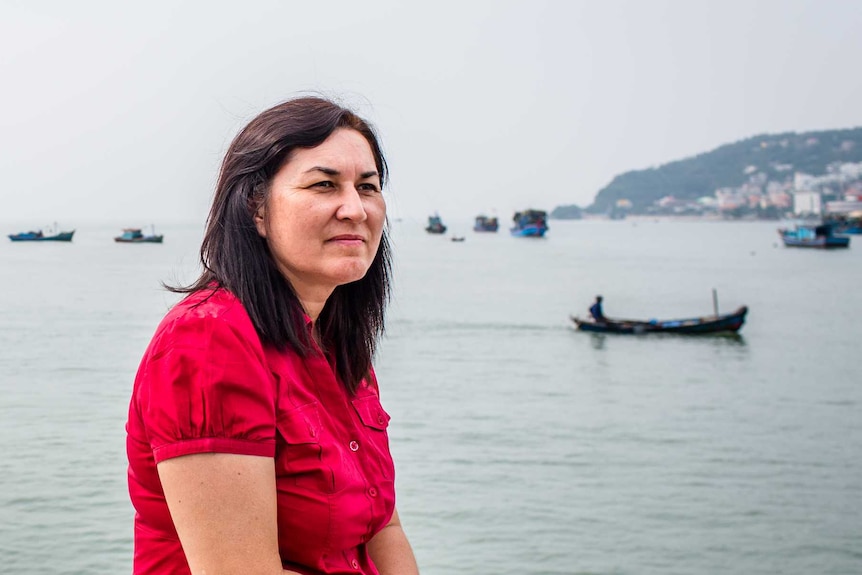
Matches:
[126,97,419,575]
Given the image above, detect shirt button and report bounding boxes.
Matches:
[351,559,359,569]
[368,487,377,497]
[349,440,359,452]
[377,414,385,425]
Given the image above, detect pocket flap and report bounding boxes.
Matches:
[276,402,321,444]
[351,395,390,431]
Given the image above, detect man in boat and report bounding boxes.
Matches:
[589,296,606,322]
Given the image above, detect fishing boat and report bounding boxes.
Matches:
[473,215,499,232]
[115,227,164,243]
[8,227,75,242]
[778,224,849,249]
[511,209,548,237]
[571,306,748,335]
[425,214,447,234]
[824,212,862,234]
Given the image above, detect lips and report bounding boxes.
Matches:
[327,234,365,243]
[327,234,365,246]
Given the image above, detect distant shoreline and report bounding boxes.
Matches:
[562,214,793,223]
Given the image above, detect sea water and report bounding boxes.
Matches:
[0,219,860,574]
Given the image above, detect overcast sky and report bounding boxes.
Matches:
[1,0,860,225]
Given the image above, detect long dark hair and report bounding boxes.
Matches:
[173,97,391,394]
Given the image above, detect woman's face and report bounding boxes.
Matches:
[254,128,386,305]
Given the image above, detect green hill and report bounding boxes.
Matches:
[586,127,862,213]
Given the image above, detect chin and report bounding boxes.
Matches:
[329,263,373,287]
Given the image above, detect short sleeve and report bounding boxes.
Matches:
[136,310,277,463]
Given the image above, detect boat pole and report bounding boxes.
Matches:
[712,288,719,317]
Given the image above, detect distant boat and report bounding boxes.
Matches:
[8,227,75,242]
[511,209,548,237]
[450,236,465,242]
[425,214,447,234]
[824,211,862,234]
[115,227,164,243]
[778,224,849,249]
[473,215,499,232]
[571,306,748,335]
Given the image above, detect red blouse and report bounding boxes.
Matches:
[126,289,396,574]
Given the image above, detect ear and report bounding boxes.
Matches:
[253,203,267,238]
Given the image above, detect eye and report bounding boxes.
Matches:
[311,180,336,189]
[358,182,381,194]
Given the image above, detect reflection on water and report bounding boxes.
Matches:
[588,332,607,350]
[585,331,747,351]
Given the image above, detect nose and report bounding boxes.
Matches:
[336,186,368,222]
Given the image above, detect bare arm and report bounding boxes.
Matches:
[367,508,419,575]
[157,453,301,575]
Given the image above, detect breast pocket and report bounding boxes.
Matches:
[349,394,394,482]
[275,402,332,492]
[350,394,390,431]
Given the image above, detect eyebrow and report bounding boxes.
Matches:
[304,166,379,179]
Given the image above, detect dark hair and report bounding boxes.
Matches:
[173,96,391,394]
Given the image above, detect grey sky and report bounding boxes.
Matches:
[1,0,860,225]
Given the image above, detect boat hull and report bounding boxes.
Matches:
[780,236,849,248]
[572,306,748,335]
[115,235,164,243]
[8,231,75,242]
[510,225,547,237]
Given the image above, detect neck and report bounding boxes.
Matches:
[295,288,333,325]
[279,269,335,324]
[303,300,325,324]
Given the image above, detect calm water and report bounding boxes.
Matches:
[1,219,860,575]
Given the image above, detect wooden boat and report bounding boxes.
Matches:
[778,224,849,248]
[425,214,447,234]
[511,209,548,237]
[8,228,75,242]
[115,227,164,243]
[571,306,748,335]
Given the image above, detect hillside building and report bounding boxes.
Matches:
[793,190,822,216]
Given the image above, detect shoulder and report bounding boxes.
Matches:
[147,288,263,361]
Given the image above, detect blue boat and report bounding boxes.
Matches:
[824,212,862,234]
[473,215,499,232]
[8,228,75,242]
[778,224,849,249]
[511,209,548,237]
[115,227,164,243]
[425,214,447,234]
